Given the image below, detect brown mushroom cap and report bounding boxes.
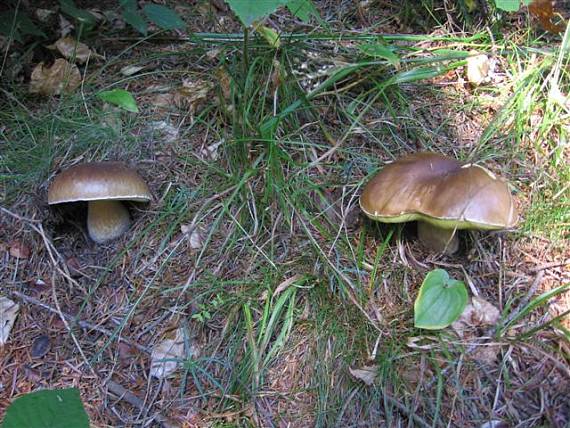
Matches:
[359,152,518,230]
[48,162,151,204]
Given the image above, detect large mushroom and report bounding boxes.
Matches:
[48,162,152,243]
[359,152,518,254]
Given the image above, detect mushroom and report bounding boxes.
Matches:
[359,152,518,254]
[48,162,152,243]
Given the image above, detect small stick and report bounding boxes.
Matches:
[106,380,170,426]
[528,260,569,273]
[11,291,150,354]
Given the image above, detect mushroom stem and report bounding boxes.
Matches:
[87,200,131,243]
[417,221,459,255]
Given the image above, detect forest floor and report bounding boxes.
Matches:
[1,1,569,427]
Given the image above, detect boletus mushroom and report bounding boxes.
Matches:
[359,152,518,254]
[48,162,152,243]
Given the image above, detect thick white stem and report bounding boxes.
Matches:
[417,221,459,255]
[87,200,130,243]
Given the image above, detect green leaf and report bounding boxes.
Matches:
[18,13,47,38]
[494,0,521,12]
[286,0,319,22]
[255,25,280,48]
[358,43,400,67]
[143,4,185,31]
[224,0,287,27]
[0,11,47,42]
[59,0,97,26]
[414,269,468,330]
[2,388,89,428]
[122,9,148,35]
[120,0,148,35]
[97,89,139,113]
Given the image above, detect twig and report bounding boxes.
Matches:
[384,392,432,428]
[11,291,150,354]
[528,260,569,273]
[0,206,41,223]
[106,380,170,426]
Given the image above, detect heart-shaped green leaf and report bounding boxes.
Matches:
[2,388,89,428]
[225,0,287,27]
[414,269,468,330]
[97,89,139,113]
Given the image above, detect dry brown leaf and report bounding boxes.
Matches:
[0,297,20,346]
[466,52,490,86]
[49,37,98,63]
[150,327,185,379]
[9,240,30,259]
[30,59,81,95]
[349,365,378,386]
[189,229,203,250]
[273,274,303,298]
[200,140,223,161]
[147,121,179,143]
[215,67,232,100]
[150,327,200,379]
[120,65,145,76]
[471,344,500,366]
[528,0,565,33]
[149,92,175,108]
[174,78,213,113]
[452,296,500,338]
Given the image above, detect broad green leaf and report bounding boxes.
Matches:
[414,269,468,330]
[286,0,319,22]
[18,14,47,38]
[2,388,89,428]
[122,9,148,35]
[97,89,139,113]
[494,0,531,12]
[120,0,148,35]
[143,4,185,31]
[224,0,287,27]
[59,0,97,26]
[358,43,400,67]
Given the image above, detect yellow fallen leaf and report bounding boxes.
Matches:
[30,59,81,95]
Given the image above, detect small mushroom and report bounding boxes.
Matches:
[359,152,518,254]
[48,162,152,243]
